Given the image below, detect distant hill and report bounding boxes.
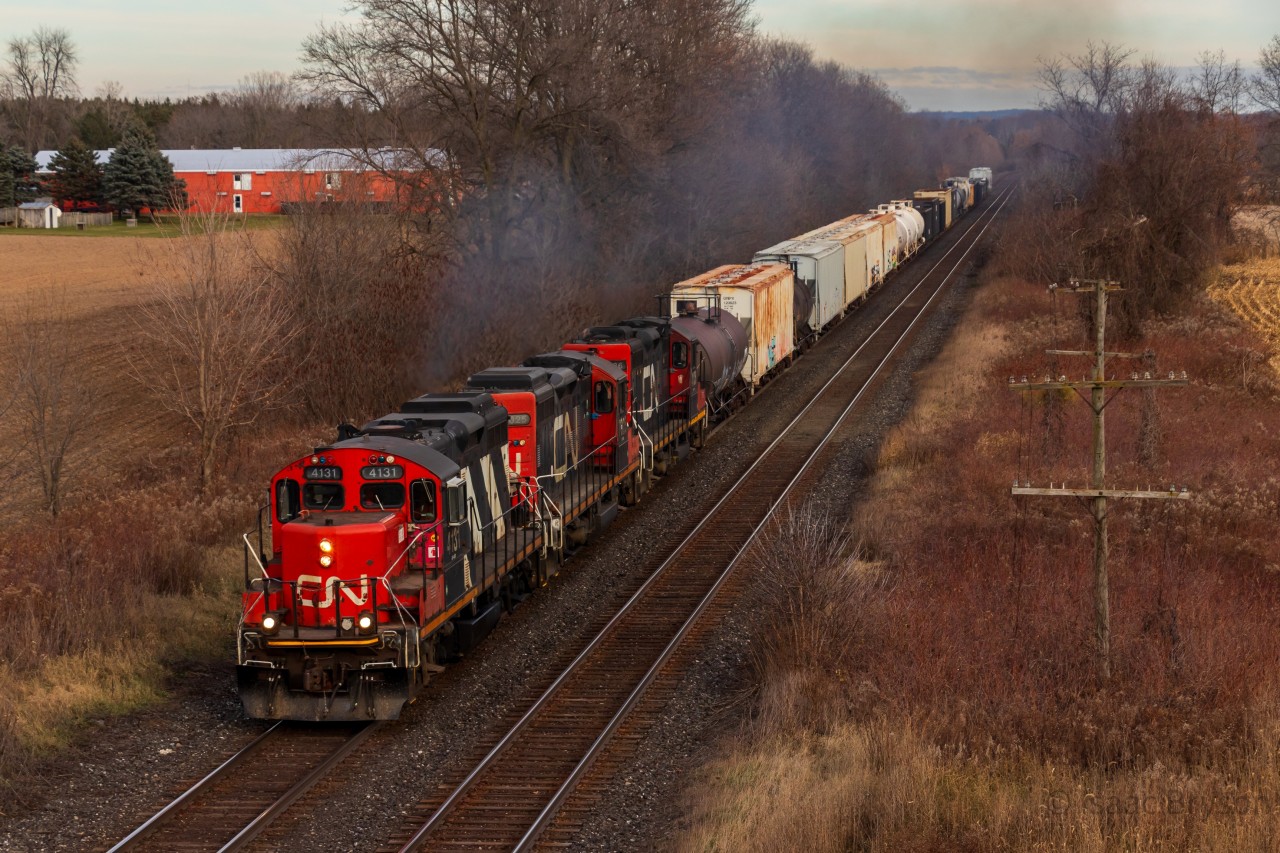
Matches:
[916,109,1042,120]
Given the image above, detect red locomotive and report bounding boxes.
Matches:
[236,172,990,720]
[237,306,738,720]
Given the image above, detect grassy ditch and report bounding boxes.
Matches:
[677,265,1280,851]
[0,424,321,805]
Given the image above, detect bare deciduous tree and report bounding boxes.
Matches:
[1252,35,1280,114]
[1032,44,1252,331]
[1,292,99,517]
[1191,50,1246,115]
[231,71,301,147]
[266,197,433,420]
[131,211,296,492]
[300,0,753,262]
[2,27,78,149]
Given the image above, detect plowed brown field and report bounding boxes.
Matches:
[1,231,276,507]
[0,235,171,316]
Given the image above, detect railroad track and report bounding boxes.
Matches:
[107,720,381,852]
[387,185,1013,853]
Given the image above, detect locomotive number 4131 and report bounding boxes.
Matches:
[361,465,404,480]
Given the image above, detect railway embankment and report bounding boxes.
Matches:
[674,258,1280,850]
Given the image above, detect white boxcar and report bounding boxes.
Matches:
[670,264,794,389]
[753,238,845,333]
[824,216,887,299]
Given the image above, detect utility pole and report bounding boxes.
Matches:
[1009,278,1190,680]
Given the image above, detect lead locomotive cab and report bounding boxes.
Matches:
[236,391,527,721]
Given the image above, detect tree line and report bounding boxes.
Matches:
[999,38,1280,333]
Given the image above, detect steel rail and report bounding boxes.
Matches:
[514,184,1014,850]
[397,184,1013,852]
[107,720,381,852]
[217,721,384,852]
[107,722,284,852]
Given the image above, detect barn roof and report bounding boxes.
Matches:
[34,147,430,174]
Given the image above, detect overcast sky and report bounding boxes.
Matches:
[1,0,1275,112]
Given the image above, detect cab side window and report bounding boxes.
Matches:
[672,342,689,369]
[594,380,614,414]
[410,480,437,523]
[275,479,301,522]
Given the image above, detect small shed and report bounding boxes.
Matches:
[18,200,62,229]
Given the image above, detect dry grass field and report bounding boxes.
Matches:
[0,230,283,489]
[677,263,1280,850]
[0,229,292,781]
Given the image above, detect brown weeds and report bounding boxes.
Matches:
[678,268,1280,849]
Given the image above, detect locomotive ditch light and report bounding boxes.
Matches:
[319,554,333,568]
[357,611,375,634]
[260,612,282,635]
[319,538,334,554]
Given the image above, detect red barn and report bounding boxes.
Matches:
[36,148,409,215]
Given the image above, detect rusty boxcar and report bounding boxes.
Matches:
[670,263,794,390]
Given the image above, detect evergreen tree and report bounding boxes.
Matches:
[0,146,40,221]
[47,139,104,207]
[102,127,179,220]
[76,108,120,149]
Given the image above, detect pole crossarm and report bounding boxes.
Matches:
[1011,487,1191,500]
[1009,378,1188,392]
[1045,349,1151,359]
[1052,278,1123,294]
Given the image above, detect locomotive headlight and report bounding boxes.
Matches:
[260,613,280,635]
[319,539,334,554]
[319,554,333,568]
[357,612,375,634]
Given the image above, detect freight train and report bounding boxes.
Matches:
[236,169,994,720]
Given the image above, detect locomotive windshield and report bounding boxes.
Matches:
[360,482,405,510]
[302,482,343,510]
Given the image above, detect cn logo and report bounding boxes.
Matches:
[296,574,371,608]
